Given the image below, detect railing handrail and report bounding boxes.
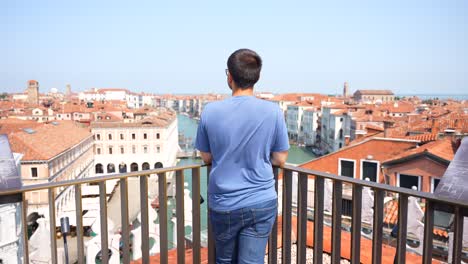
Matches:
[2,162,467,208]
[282,164,468,209]
[2,162,467,263]
[0,163,205,196]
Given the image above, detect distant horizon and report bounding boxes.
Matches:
[4,84,468,99]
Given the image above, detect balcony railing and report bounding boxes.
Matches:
[0,163,467,263]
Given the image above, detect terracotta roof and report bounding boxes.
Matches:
[98,88,130,93]
[91,111,176,129]
[131,247,208,264]
[384,199,449,238]
[404,133,438,143]
[299,138,419,176]
[0,119,42,135]
[94,112,123,122]
[354,90,394,95]
[7,121,91,161]
[382,138,457,164]
[379,102,415,113]
[366,124,384,132]
[274,215,442,264]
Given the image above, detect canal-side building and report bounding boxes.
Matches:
[3,120,94,216]
[320,105,352,153]
[302,109,321,146]
[286,102,315,143]
[91,109,178,175]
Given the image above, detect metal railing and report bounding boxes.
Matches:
[0,163,467,264]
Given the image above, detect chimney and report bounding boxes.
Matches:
[383,121,393,138]
[431,118,440,134]
[454,119,459,129]
[344,135,351,146]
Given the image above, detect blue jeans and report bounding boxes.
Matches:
[209,199,277,264]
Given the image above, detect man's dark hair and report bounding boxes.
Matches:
[227,49,262,89]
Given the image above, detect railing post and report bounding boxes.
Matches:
[350,185,362,264]
[120,178,131,264]
[140,175,150,264]
[192,167,201,264]
[422,200,434,264]
[313,176,324,264]
[297,172,308,264]
[158,172,169,264]
[396,194,408,264]
[372,189,384,264]
[99,181,109,264]
[282,169,293,264]
[175,170,185,264]
[21,193,30,264]
[75,184,85,264]
[48,188,58,264]
[331,180,343,264]
[268,167,279,264]
[452,206,464,264]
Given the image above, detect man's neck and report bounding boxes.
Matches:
[232,87,254,97]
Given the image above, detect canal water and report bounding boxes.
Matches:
[174,114,316,246]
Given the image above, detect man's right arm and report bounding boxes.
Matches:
[271,108,290,167]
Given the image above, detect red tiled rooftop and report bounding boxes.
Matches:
[299,138,418,176]
[384,200,449,238]
[131,247,208,264]
[383,137,457,164]
[7,121,92,161]
[354,89,394,96]
[274,216,442,264]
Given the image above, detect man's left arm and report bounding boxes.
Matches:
[195,113,212,165]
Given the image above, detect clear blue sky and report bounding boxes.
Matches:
[1,0,467,95]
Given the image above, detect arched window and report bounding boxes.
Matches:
[119,163,127,173]
[95,164,103,174]
[108,134,112,140]
[131,163,139,172]
[142,162,150,170]
[107,163,115,173]
[154,162,163,169]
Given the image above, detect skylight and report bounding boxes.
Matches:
[23,128,36,134]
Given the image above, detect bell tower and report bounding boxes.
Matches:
[27,80,39,105]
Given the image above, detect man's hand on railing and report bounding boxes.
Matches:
[200,151,212,165]
[271,150,288,168]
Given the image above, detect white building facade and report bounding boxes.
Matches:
[91,113,179,176]
[286,104,314,142]
[320,107,352,153]
[302,109,320,146]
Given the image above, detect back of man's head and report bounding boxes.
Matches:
[227,49,262,89]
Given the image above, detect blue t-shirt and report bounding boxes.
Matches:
[195,96,289,211]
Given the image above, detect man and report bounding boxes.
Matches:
[195,49,289,263]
